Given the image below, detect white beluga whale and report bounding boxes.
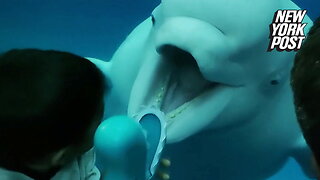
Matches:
[91,0,316,179]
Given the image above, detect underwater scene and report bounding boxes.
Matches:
[1,0,320,179]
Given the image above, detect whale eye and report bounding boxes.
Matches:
[270,80,279,85]
[151,15,156,25]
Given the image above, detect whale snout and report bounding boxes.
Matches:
[154,16,245,86]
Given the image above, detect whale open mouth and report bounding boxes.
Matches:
[128,43,233,142]
[156,45,219,115]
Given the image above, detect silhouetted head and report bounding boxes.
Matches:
[291,17,320,165]
[0,49,106,179]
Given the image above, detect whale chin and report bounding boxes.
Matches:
[128,45,234,143]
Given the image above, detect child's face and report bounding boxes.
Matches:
[52,102,104,167]
[23,110,104,179]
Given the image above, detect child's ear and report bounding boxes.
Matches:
[26,148,70,172]
[50,147,69,166]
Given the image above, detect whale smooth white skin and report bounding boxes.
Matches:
[90,0,316,179]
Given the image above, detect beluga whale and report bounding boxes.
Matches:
[91,0,316,179]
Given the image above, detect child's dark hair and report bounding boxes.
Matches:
[291,17,320,164]
[0,49,105,170]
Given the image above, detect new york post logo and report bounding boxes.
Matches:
[267,10,307,52]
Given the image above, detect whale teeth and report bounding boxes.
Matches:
[152,66,193,121]
[169,114,176,118]
[157,172,170,180]
[160,159,171,167]
[166,101,191,124]
[153,73,171,108]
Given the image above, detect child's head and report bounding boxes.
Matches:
[0,49,106,178]
[291,17,320,164]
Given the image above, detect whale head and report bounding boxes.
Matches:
[121,0,313,143]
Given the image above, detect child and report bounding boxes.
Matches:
[0,49,106,179]
[291,17,320,173]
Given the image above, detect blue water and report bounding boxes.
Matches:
[0,0,319,179]
[0,0,318,59]
[0,0,160,60]
[294,0,320,21]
